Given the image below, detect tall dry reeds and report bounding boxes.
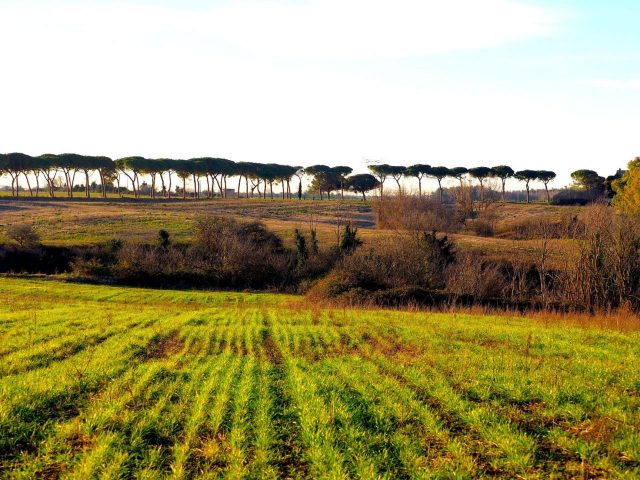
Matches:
[558,202,640,311]
[372,193,460,232]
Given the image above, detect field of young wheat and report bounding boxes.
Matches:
[0,278,638,479]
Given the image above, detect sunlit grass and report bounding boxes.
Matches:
[1,277,638,478]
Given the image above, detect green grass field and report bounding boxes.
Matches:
[1,278,639,478]
[0,197,374,246]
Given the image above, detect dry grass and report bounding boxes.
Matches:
[302,296,640,333]
[0,197,581,265]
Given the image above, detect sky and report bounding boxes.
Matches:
[0,0,639,189]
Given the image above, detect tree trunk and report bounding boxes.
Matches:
[35,172,40,197]
[183,177,186,199]
[43,171,54,197]
[85,171,90,198]
[23,172,33,196]
[122,171,136,198]
[63,170,71,197]
[99,171,105,197]
[135,173,140,198]
[362,191,366,201]
[437,179,443,203]
[159,173,166,197]
[71,170,78,197]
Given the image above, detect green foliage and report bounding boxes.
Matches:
[310,228,319,254]
[428,166,451,180]
[346,173,380,200]
[492,166,515,200]
[449,166,468,179]
[571,169,605,193]
[469,167,494,201]
[157,229,170,249]
[405,164,431,196]
[468,166,492,178]
[305,165,341,198]
[606,169,626,199]
[405,164,431,179]
[6,223,40,248]
[613,158,640,213]
[422,230,455,268]
[294,228,308,267]
[515,170,540,203]
[491,165,514,180]
[339,223,362,253]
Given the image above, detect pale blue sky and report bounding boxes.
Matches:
[0,0,638,189]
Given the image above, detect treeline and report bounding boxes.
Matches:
[0,153,384,200]
[368,165,556,203]
[0,151,625,204]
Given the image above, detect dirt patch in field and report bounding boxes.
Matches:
[66,432,96,452]
[260,328,284,365]
[213,338,249,357]
[144,331,184,359]
[36,461,65,480]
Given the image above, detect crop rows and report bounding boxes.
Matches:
[1,278,639,478]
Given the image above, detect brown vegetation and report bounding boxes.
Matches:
[3,195,640,315]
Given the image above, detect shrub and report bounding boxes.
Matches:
[338,223,362,253]
[468,219,494,237]
[0,245,74,274]
[445,251,507,301]
[557,203,640,311]
[373,195,461,232]
[192,216,293,289]
[551,189,601,205]
[309,231,456,302]
[6,224,40,248]
[496,213,582,240]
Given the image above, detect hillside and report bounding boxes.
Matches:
[0,197,581,264]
